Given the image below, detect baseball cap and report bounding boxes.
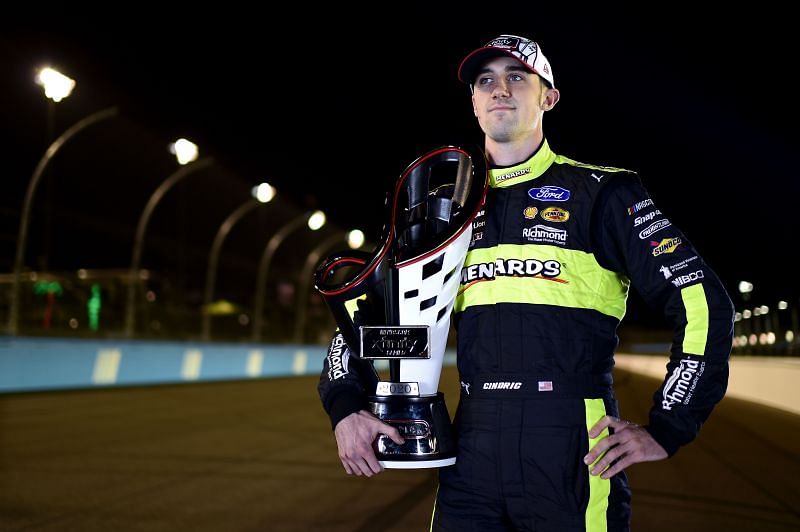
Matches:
[458,34,555,88]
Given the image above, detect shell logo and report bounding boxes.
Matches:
[523,206,538,219]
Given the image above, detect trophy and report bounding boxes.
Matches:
[314,146,487,468]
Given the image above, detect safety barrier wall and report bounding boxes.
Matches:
[0,337,456,393]
[2,339,797,416]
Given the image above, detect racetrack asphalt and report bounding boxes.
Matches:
[1,367,798,531]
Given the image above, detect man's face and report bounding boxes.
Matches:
[471,56,548,143]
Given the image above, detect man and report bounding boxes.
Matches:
[318,34,734,531]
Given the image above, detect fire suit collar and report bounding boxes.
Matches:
[488,139,556,188]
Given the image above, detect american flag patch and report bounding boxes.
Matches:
[538,381,553,392]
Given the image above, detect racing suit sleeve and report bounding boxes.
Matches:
[591,172,734,457]
[318,330,379,430]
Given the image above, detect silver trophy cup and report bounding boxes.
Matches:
[315,146,487,468]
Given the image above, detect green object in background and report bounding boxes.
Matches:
[88,284,101,331]
[33,280,63,296]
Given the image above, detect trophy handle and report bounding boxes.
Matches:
[314,251,385,355]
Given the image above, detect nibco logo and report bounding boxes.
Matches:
[394,419,431,439]
[528,186,571,202]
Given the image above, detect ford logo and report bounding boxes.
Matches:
[528,186,571,202]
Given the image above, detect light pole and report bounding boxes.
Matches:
[123,156,215,338]
[251,210,325,342]
[292,229,365,344]
[7,107,118,336]
[36,68,76,272]
[201,183,276,340]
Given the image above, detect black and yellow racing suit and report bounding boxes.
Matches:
[319,139,734,532]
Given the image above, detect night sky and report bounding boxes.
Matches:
[1,6,797,334]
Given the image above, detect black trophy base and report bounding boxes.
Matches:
[370,392,456,469]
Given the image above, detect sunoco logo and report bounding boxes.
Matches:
[326,334,349,380]
[462,257,562,283]
[495,167,530,183]
[651,237,681,256]
[638,218,672,239]
[662,359,705,410]
[540,207,569,222]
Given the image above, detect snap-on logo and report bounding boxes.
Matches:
[528,186,571,202]
[634,209,661,227]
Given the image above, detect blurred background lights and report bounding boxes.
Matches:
[738,281,753,294]
[347,229,365,249]
[36,67,75,102]
[307,210,326,230]
[252,182,276,203]
[169,138,199,165]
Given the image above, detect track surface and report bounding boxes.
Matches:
[1,368,798,531]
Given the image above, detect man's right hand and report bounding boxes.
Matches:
[334,410,404,476]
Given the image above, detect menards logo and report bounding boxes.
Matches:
[651,237,681,256]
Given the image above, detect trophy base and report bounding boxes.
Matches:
[379,457,456,469]
[370,392,456,469]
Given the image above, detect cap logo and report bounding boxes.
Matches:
[487,36,519,49]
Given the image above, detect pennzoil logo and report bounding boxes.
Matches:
[540,207,569,222]
[494,167,531,183]
[651,237,681,256]
[461,258,562,283]
[523,206,538,219]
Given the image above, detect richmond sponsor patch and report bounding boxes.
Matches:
[522,224,567,245]
[662,358,705,410]
[326,334,349,380]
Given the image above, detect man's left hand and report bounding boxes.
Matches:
[583,416,668,479]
